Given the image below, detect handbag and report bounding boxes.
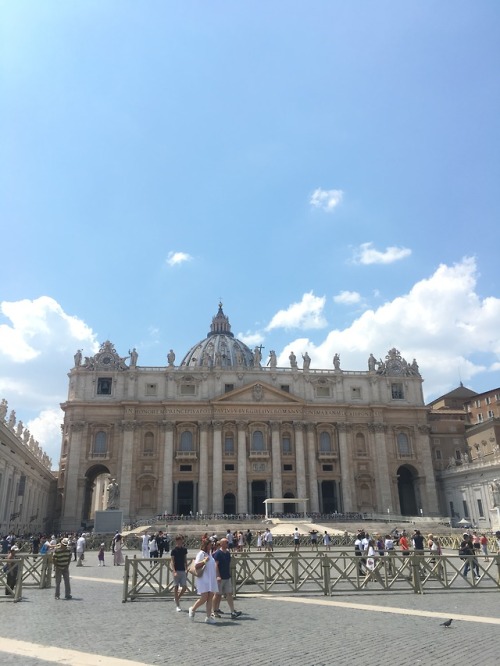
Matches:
[188,559,206,577]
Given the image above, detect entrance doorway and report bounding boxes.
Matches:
[397,466,418,515]
[321,480,337,513]
[82,465,110,527]
[224,493,236,514]
[251,480,267,515]
[177,481,194,515]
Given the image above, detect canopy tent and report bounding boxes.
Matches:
[263,498,309,520]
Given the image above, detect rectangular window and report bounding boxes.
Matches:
[455,450,461,460]
[486,396,491,405]
[351,387,362,400]
[477,413,483,423]
[462,500,469,518]
[475,399,481,408]
[488,410,494,418]
[316,386,331,398]
[280,385,290,393]
[145,383,157,396]
[283,464,293,471]
[97,378,112,395]
[224,384,234,393]
[322,464,333,472]
[180,384,196,396]
[282,436,292,455]
[449,501,454,517]
[477,498,484,518]
[435,449,442,460]
[179,465,192,472]
[224,436,234,455]
[391,383,404,400]
[224,464,235,471]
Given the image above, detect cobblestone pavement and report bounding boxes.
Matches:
[1,549,499,666]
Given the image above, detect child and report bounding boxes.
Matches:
[98,543,105,566]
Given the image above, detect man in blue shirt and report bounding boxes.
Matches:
[212,538,242,619]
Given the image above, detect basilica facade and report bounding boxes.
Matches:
[58,305,439,531]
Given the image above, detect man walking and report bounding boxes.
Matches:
[170,535,188,612]
[53,538,72,600]
[212,538,242,619]
[76,533,85,567]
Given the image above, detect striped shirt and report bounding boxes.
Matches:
[52,545,72,569]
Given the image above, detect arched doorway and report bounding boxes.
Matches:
[82,464,111,527]
[251,480,267,515]
[224,493,236,515]
[397,465,418,515]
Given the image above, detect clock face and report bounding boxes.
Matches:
[101,355,112,365]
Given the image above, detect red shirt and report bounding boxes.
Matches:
[399,536,409,551]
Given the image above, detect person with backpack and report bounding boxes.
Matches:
[459,533,479,579]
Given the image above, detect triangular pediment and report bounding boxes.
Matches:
[213,381,304,405]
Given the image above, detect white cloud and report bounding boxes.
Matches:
[353,242,412,265]
[237,331,265,347]
[333,290,361,305]
[0,297,98,466]
[276,258,500,401]
[166,251,193,266]
[266,292,327,331]
[310,188,343,212]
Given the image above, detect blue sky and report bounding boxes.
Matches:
[1,1,500,466]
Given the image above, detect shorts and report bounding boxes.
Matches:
[218,578,233,595]
[174,571,187,587]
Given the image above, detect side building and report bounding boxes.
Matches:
[57,305,440,531]
[0,399,57,535]
[429,385,500,529]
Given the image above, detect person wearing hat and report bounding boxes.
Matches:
[98,542,106,567]
[53,538,72,599]
[4,545,20,596]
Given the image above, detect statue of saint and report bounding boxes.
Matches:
[302,352,311,370]
[8,410,16,429]
[107,478,120,509]
[410,358,420,375]
[0,398,7,421]
[368,353,376,372]
[167,349,175,366]
[74,349,82,367]
[16,421,23,437]
[253,346,262,367]
[490,479,500,507]
[129,348,138,367]
[333,353,341,370]
[268,350,277,368]
[289,351,297,368]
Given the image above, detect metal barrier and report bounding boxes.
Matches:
[122,556,198,603]
[122,551,500,602]
[19,554,52,588]
[232,551,500,595]
[0,557,24,602]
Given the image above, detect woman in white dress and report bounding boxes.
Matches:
[188,538,219,624]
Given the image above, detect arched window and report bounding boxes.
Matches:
[180,431,193,452]
[141,484,152,507]
[319,431,331,452]
[282,434,292,455]
[252,430,265,451]
[356,432,367,455]
[144,432,154,456]
[93,431,107,455]
[397,433,410,456]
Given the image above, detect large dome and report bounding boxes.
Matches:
[180,304,255,368]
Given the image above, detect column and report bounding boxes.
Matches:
[161,422,175,514]
[270,422,283,513]
[237,422,248,514]
[370,423,392,512]
[61,422,85,531]
[119,421,136,524]
[337,423,353,513]
[294,422,307,501]
[212,421,223,514]
[416,424,439,515]
[306,423,319,513]
[198,422,209,514]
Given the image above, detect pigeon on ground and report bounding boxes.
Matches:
[440,619,453,628]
